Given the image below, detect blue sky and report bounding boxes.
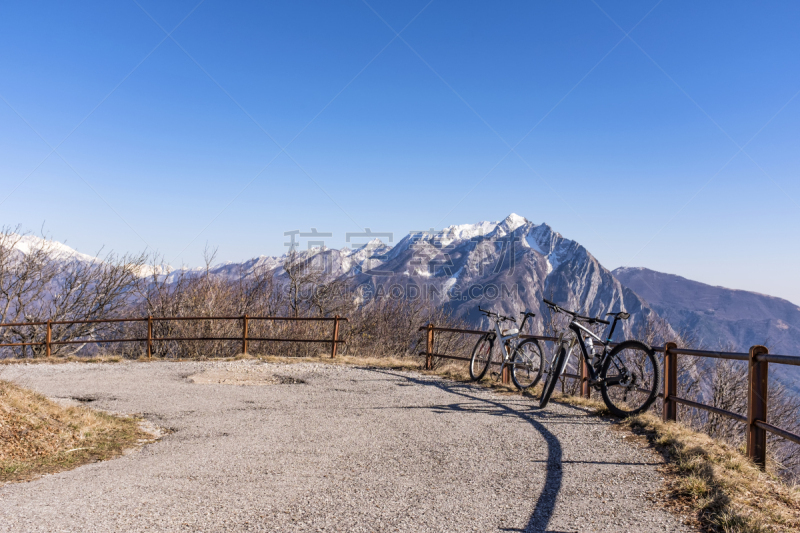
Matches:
[1,1,799,303]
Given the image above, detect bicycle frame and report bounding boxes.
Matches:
[484,313,535,373]
[490,321,522,351]
[559,318,627,387]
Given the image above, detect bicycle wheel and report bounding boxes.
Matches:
[470,333,494,381]
[539,344,569,408]
[599,340,661,417]
[511,339,544,390]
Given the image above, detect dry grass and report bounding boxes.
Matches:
[0,380,154,483]
[554,392,800,532]
[622,412,800,532]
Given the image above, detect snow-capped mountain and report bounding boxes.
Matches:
[3,216,661,340]
[9,234,97,263]
[334,213,660,339]
[16,214,800,359]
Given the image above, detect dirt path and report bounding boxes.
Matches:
[0,361,693,532]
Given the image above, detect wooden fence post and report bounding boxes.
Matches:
[747,345,769,469]
[502,344,511,385]
[242,314,249,355]
[663,342,678,422]
[330,315,340,358]
[580,353,590,399]
[46,320,52,358]
[147,315,153,360]
[425,323,434,370]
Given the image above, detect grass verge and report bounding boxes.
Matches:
[556,393,800,532]
[0,380,154,483]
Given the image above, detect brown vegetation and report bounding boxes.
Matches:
[549,392,800,532]
[0,229,145,357]
[0,380,153,483]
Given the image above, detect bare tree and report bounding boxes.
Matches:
[0,228,145,357]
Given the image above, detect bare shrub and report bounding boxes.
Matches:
[0,229,145,358]
[341,285,469,361]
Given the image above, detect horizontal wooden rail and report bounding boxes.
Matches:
[0,320,49,327]
[151,315,346,322]
[0,341,45,347]
[151,337,243,342]
[417,325,561,343]
[758,353,800,366]
[668,395,747,423]
[247,316,348,322]
[0,315,348,360]
[417,325,487,335]
[247,337,346,343]
[50,338,149,345]
[755,420,800,446]
[49,317,148,325]
[670,347,749,361]
[419,322,800,469]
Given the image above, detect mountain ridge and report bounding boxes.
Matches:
[613,266,800,357]
[8,215,799,360]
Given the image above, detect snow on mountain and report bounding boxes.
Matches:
[4,232,175,279]
[169,213,658,339]
[10,234,97,263]
[332,214,663,339]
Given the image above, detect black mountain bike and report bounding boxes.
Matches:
[539,299,661,417]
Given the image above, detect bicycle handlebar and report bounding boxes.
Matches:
[542,299,610,325]
[478,306,517,323]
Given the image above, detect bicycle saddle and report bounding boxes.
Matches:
[606,311,631,320]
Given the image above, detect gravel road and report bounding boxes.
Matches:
[0,361,693,532]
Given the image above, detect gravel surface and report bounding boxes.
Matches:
[0,360,694,532]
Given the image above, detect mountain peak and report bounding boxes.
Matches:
[503,213,528,232]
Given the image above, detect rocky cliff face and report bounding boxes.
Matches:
[304,214,664,340]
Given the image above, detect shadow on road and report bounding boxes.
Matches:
[370,369,569,533]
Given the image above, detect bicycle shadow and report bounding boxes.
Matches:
[369,368,567,533]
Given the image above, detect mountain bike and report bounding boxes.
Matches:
[538,299,661,417]
[469,307,544,391]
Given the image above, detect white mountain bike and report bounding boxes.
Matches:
[469,307,544,391]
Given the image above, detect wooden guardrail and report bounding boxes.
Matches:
[418,323,800,470]
[657,342,800,469]
[418,323,571,386]
[0,315,347,359]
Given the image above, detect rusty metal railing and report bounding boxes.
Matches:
[418,322,800,470]
[0,315,347,359]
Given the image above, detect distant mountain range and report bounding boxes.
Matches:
[9,215,800,368]
[207,214,661,341]
[613,267,800,356]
